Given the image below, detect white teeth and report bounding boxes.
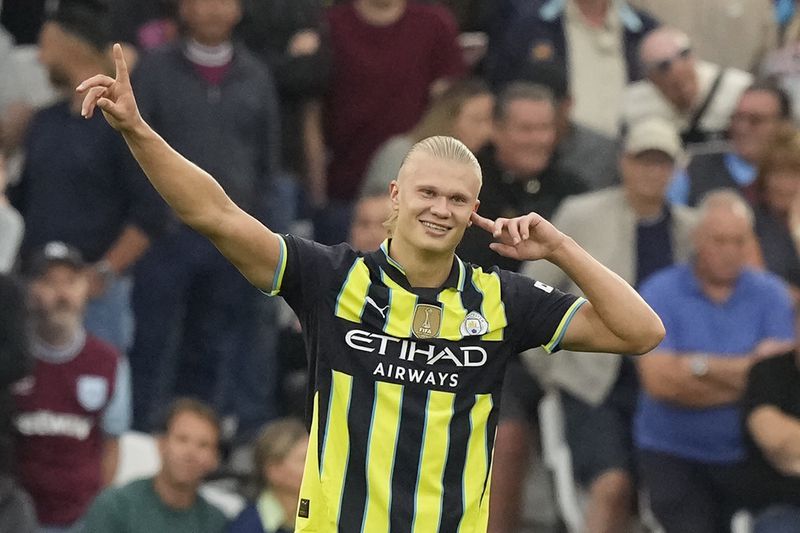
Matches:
[422,221,448,232]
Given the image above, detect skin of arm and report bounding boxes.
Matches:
[102,437,120,486]
[77,45,281,291]
[748,405,800,476]
[471,211,665,355]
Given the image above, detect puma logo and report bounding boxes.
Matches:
[365,296,389,318]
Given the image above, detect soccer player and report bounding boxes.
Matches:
[77,45,665,532]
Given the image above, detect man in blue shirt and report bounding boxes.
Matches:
[636,189,795,533]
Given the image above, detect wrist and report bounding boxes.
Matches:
[93,259,117,283]
[689,353,710,378]
[544,235,577,266]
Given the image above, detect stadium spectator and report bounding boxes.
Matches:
[516,118,695,533]
[488,0,658,137]
[128,0,282,436]
[623,27,753,149]
[0,273,36,533]
[629,0,777,72]
[751,126,800,301]
[8,0,168,353]
[14,241,131,532]
[82,398,227,533]
[229,418,308,533]
[635,190,795,533]
[668,81,793,206]
[304,0,465,244]
[360,78,494,197]
[513,60,620,191]
[458,81,587,272]
[0,149,23,273]
[349,193,393,252]
[742,345,800,533]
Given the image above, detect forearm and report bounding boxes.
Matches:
[302,100,327,206]
[550,237,663,353]
[101,438,120,486]
[121,120,235,235]
[750,408,800,476]
[99,225,150,274]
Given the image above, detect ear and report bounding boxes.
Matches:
[389,180,400,208]
[468,199,480,226]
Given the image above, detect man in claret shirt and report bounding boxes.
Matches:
[78,45,664,532]
[13,242,131,533]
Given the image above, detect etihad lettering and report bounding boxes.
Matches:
[15,410,93,440]
[373,362,459,388]
[345,329,487,367]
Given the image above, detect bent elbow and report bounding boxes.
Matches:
[629,318,666,356]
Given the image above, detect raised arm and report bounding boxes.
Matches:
[77,44,280,290]
[471,211,665,355]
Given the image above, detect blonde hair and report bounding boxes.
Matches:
[384,136,481,236]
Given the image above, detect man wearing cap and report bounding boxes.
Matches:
[12,241,131,532]
[8,0,168,354]
[513,119,696,532]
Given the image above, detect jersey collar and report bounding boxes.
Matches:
[372,239,468,292]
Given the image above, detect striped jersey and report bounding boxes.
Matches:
[267,236,585,533]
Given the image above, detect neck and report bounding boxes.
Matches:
[389,236,454,288]
[34,321,79,347]
[694,266,736,303]
[574,0,611,26]
[354,0,406,26]
[153,473,198,510]
[274,489,298,527]
[626,191,665,220]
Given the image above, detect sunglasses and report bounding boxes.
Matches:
[648,47,692,75]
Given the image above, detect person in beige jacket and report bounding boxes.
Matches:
[519,118,697,533]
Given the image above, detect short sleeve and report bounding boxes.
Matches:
[742,355,792,420]
[262,235,358,320]
[501,269,586,353]
[102,357,132,437]
[760,275,795,341]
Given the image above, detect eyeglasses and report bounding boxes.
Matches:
[647,47,692,75]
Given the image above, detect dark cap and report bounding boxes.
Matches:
[26,241,86,278]
[46,0,111,52]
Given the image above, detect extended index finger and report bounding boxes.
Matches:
[470,211,495,232]
[112,43,130,84]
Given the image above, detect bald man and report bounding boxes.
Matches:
[622,27,752,149]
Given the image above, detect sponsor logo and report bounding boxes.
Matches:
[345,329,487,367]
[365,296,389,319]
[412,304,441,339]
[11,376,35,395]
[77,375,108,412]
[15,410,93,440]
[460,311,489,337]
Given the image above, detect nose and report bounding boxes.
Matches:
[429,195,450,217]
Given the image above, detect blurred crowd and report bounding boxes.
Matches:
[2,0,800,532]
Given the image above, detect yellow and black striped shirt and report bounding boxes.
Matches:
[268,236,585,533]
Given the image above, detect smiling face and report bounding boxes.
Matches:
[390,152,481,257]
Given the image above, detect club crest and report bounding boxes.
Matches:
[460,311,489,337]
[412,304,441,339]
[77,375,108,412]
